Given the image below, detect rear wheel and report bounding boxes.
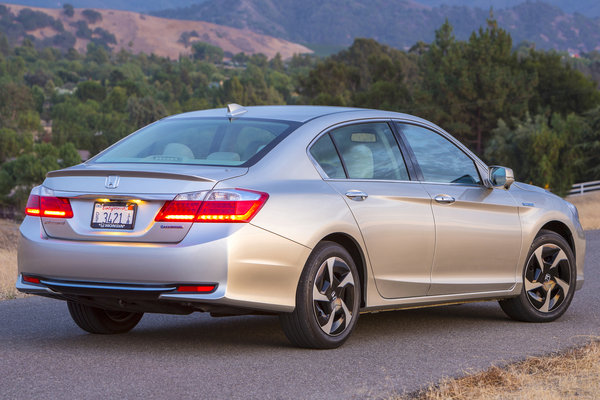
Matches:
[67,301,143,334]
[499,230,576,322]
[280,241,360,349]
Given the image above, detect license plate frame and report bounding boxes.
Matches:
[91,201,137,230]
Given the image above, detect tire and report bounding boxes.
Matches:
[67,301,143,334]
[279,241,361,349]
[499,230,576,322]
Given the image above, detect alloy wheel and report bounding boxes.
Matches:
[524,243,571,313]
[312,256,356,336]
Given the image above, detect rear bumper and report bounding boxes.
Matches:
[17,216,310,313]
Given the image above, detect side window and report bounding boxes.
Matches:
[309,134,346,179]
[399,124,481,185]
[330,123,409,180]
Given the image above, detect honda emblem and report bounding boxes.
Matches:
[105,175,120,189]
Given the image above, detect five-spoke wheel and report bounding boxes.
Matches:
[500,230,576,322]
[280,241,360,348]
[312,256,356,336]
[524,243,571,313]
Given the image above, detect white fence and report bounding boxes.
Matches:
[568,180,600,196]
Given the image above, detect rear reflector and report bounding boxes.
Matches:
[22,275,41,284]
[176,285,216,293]
[155,189,268,223]
[25,195,73,218]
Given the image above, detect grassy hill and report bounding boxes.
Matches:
[0,3,312,59]
[2,0,205,12]
[155,0,600,53]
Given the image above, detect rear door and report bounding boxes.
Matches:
[309,121,435,298]
[396,122,522,296]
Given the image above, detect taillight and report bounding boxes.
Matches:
[155,201,202,222]
[155,189,268,223]
[25,195,73,218]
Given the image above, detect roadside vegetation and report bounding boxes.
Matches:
[401,339,600,400]
[568,191,600,231]
[0,218,20,299]
[1,6,600,218]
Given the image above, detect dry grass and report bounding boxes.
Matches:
[4,4,312,60]
[568,191,600,231]
[0,219,22,300]
[401,339,600,400]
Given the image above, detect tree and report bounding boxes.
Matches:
[127,96,167,129]
[63,4,74,18]
[192,42,224,63]
[76,80,106,102]
[485,113,584,196]
[300,38,414,110]
[419,18,534,155]
[0,82,35,129]
[524,51,600,116]
[576,106,600,182]
[82,9,102,24]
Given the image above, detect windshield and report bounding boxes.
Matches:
[92,118,299,166]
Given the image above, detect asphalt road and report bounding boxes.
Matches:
[1,230,598,400]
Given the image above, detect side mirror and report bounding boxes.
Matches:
[489,166,515,189]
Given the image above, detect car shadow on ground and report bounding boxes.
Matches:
[35,301,511,351]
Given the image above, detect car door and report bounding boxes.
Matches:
[396,122,522,296]
[309,121,435,298]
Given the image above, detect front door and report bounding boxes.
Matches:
[397,122,522,296]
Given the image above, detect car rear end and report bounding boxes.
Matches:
[17,114,310,315]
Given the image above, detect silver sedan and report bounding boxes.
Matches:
[17,105,585,348]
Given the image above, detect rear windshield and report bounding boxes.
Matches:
[92,118,299,166]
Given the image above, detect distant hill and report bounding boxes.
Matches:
[4,0,600,18]
[0,3,312,59]
[2,1,205,12]
[154,0,600,53]
[417,0,600,17]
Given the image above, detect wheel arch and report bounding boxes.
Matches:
[320,232,368,307]
[537,221,575,258]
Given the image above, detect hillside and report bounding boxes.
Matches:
[417,0,600,17]
[155,0,600,53]
[3,1,205,12]
[4,0,600,18]
[0,3,312,59]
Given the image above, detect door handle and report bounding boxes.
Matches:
[434,194,455,204]
[345,190,368,201]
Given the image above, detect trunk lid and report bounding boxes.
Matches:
[40,163,247,243]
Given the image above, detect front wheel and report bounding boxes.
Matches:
[499,230,576,322]
[67,301,143,334]
[280,241,361,349]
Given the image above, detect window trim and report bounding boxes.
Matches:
[306,119,413,182]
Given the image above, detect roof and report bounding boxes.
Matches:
[167,105,372,123]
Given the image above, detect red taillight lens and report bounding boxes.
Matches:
[25,195,73,218]
[155,189,268,223]
[176,284,216,293]
[155,201,202,222]
[197,189,268,223]
[25,195,41,216]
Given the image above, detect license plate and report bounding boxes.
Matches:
[91,202,137,230]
